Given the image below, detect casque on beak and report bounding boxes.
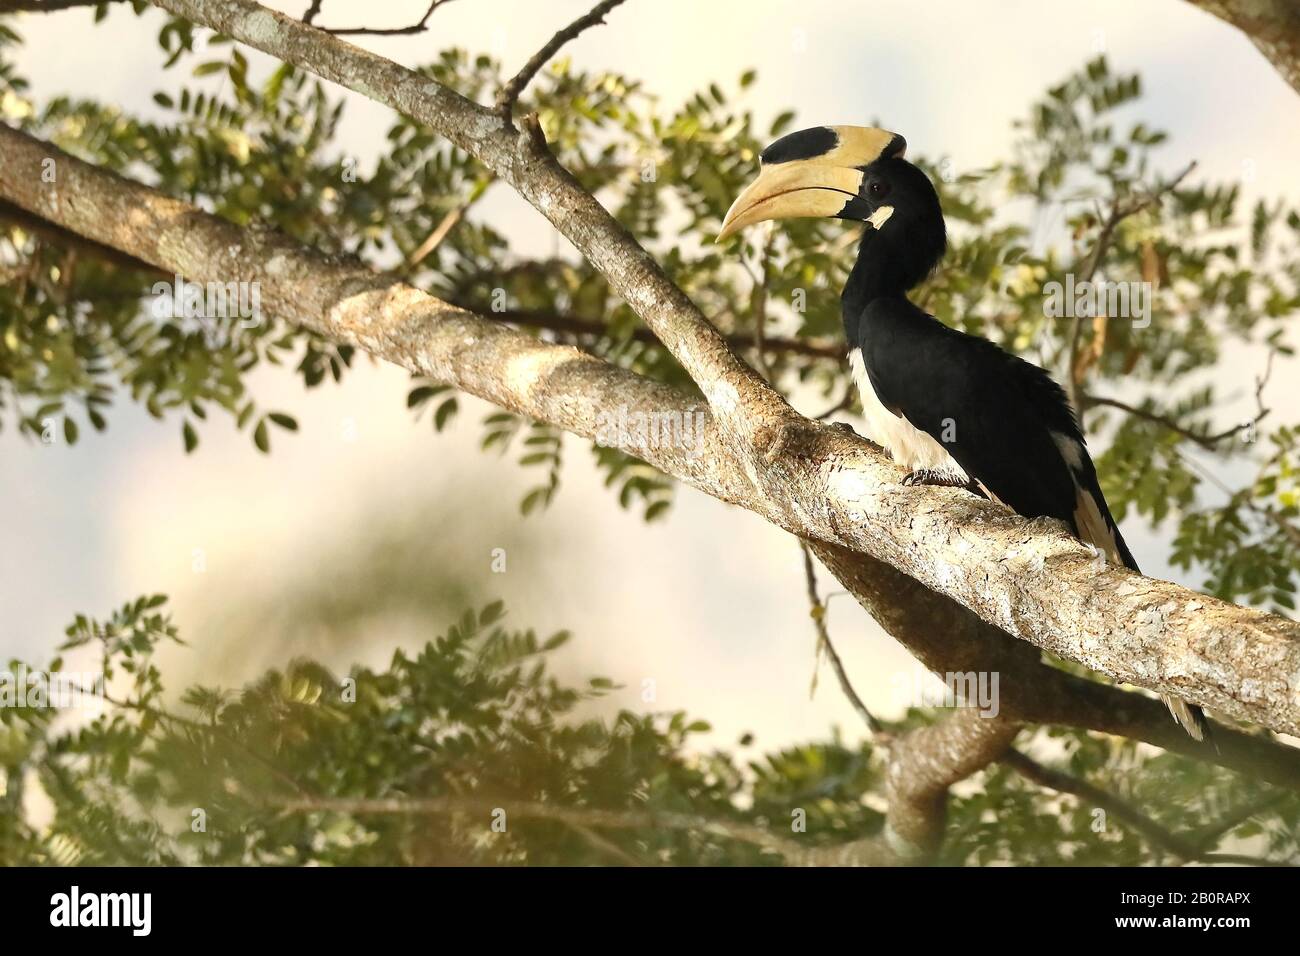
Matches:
[717,126,906,241]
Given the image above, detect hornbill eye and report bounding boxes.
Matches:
[868,180,890,200]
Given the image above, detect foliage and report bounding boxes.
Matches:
[2,599,1295,865]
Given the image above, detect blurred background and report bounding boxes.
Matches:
[2,0,1298,758]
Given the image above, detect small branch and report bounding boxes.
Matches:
[799,541,884,735]
[1173,438,1300,548]
[494,0,627,120]
[814,381,857,420]
[1087,349,1275,450]
[311,0,454,37]
[1084,394,1268,451]
[1003,749,1199,859]
[1002,749,1290,866]
[1188,791,1289,851]
[407,206,464,267]
[1066,161,1197,411]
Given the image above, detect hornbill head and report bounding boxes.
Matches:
[718,125,945,293]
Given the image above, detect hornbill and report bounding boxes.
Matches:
[719,126,1208,741]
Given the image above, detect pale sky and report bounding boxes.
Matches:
[1,0,1297,752]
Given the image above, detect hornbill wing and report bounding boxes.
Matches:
[857,299,1134,568]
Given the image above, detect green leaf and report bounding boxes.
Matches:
[253,418,270,453]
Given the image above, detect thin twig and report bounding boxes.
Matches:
[1188,790,1289,851]
[1086,349,1274,450]
[494,0,627,120]
[406,176,495,269]
[799,541,884,735]
[311,0,454,37]
[1066,161,1197,411]
[1084,395,1268,451]
[1177,443,1300,548]
[1002,749,1289,866]
[814,381,857,420]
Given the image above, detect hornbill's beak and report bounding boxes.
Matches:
[717,126,906,241]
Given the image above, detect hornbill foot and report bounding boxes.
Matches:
[831,421,858,436]
[902,469,970,488]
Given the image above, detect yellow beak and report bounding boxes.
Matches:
[717,126,904,241]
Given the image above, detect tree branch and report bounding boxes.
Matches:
[1002,749,1289,866]
[886,710,1022,856]
[799,540,884,735]
[494,0,628,120]
[1083,390,1269,451]
[310,0,456,38]
[806,538,1300,790]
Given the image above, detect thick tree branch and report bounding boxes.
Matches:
[806,540,1300,789]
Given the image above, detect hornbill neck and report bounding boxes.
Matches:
[841,222,945,315]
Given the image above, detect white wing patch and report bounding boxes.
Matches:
[848,348,967,479]
[1051,430,1122,566]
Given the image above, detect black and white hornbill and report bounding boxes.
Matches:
[719,126,1208,741]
